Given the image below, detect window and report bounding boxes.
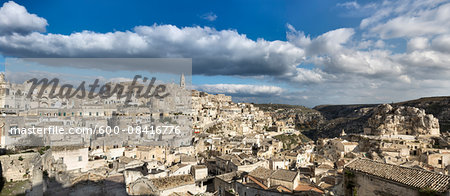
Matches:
[78,156,82,162]
[438,159,442,164]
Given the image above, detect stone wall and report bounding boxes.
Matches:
[345,169,420,196]
[0,152,39,182]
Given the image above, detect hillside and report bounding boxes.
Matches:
[260,96,450,140]
[394,96,450,131]
[308,97,450,139]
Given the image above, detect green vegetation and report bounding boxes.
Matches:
[274,133,311,149]
[296,119,320,131]
[38,146,50,155]
[255,103,318,114]
[419,187,439,196]
[345,170,355,178]
[0,180,30,196]
[344,170,357,196]
[353,189,358,196]
[206,123,222,134]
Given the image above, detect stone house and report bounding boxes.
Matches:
[0,152,40,182]
[167,163,191,176]
[243,167,301,192]
[191,165,208,180]
[51,147,88,172]
[420,149,450,170]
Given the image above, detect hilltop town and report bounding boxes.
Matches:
[0,73,449,196]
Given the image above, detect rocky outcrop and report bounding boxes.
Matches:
[366,104,440,136]
[305,105,376,140]
[395,96,450,132]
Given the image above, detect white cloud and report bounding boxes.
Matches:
[201,12,217,22]
[2,1,450,106]
[287,25,402,78]
[407,37,429,51]
[337,1,360,9]
[362,1,450,39]
[0,25,307,80]
[288,68,326,83]
[307,28,355,55]
[431,34,450,53]
[196,84,285,97]
[288,27,355,55]
[0,1,47,35]
[336,1,378,18]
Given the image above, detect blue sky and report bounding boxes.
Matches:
[7,0,369,39]
[1,0,450,106]
[0,0,369,89]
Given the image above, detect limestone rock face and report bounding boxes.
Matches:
[367,104,440,135]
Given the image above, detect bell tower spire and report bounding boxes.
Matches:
[180,73,185,89]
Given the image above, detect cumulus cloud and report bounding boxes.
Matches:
[1,1,450,106]
[407,37,429,51]
[0,1,47,35]
[0,25,308,81]
[195,84,285,97]
[287,26,355,55]
[431,34,450,53]
[287,25,403,78]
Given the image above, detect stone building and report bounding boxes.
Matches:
[241,167,301,192]
[51,147,89,172]
[0,152,40,182]
[191,165,208,180]
[420,149,450,172]
[215,154,263,174]
[213,171,243,196]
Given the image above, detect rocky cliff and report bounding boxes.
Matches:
[305,97,447,139]
[259,96,449,140]
[366,104,440,136]
[395,96,450,132]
